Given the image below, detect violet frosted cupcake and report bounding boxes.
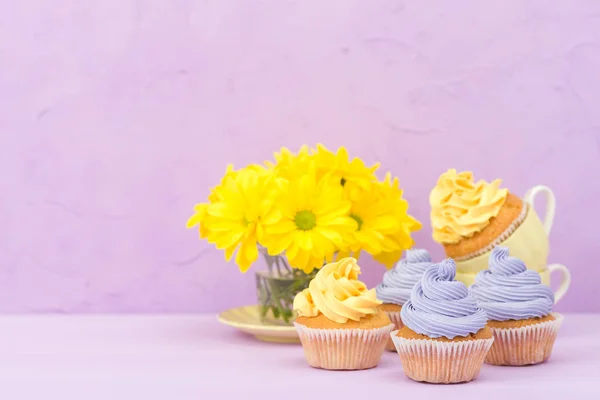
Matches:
[391,258,493,384]
[293,257,394,370]
[375,249,434,351]
[470,246,563,366]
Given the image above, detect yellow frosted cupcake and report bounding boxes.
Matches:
[430,169,525,261]
[293,257,394,370]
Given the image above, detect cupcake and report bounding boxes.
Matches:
[391,258,493,384]
[293,257,394,370]
[375,248,434,351]
[430,169,525,261]
[470,246,563,366]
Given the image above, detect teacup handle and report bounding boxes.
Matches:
[548,263,571,304]
[524,185,556,236]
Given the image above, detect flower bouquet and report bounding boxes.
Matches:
[186,144,421,325]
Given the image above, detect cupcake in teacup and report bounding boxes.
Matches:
[375,248,434,351]
[429,169,570,301]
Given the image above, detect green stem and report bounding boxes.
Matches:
[274,255,284,277]
[256,249,319,324]
[280,256,293,275]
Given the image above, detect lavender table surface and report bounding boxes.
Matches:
[0,314,598,399]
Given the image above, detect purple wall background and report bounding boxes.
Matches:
[1,1,599,313]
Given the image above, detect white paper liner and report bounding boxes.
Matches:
[293,322,395,370]
[391,330,494,384]
[453,203,529,262]
[486,313,564,366]
[384,311,404,352]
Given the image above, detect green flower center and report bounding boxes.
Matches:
[350,214,363,231]
[294,210,317,231]
[340,177,347,186]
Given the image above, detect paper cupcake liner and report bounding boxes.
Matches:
[391,331,494,384]
[294,322,395,370]
[485,313,564,366]
[454,203,529,262]
[384,311,404,352]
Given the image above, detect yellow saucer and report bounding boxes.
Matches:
[217,305,300,344]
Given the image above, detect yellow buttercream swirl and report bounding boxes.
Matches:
[430,169,508,244]
[293,257,381,323]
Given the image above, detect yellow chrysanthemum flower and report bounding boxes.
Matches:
[340,186,400,257]
[363,172,422,268]
[372,250,406,269]
[265,145,313,181]
[209,163,270,202]
[186,167,279,272]
[261,170,357,273]
[312,144,380,199]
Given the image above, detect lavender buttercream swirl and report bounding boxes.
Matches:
[400,258,488,339]
[376,249,434,305]
[469,246,554,321]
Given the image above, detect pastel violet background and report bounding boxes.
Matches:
[1,1,599,314]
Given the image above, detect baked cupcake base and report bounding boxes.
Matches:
[294,311,394,370]
[391,326,494,384]
[378,304,404,352]
[485,313,563,366]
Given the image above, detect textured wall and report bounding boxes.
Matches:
[1,1,599,313]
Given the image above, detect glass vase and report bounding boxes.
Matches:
[255,249,317,326]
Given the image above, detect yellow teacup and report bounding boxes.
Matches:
[454,185,571,303]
